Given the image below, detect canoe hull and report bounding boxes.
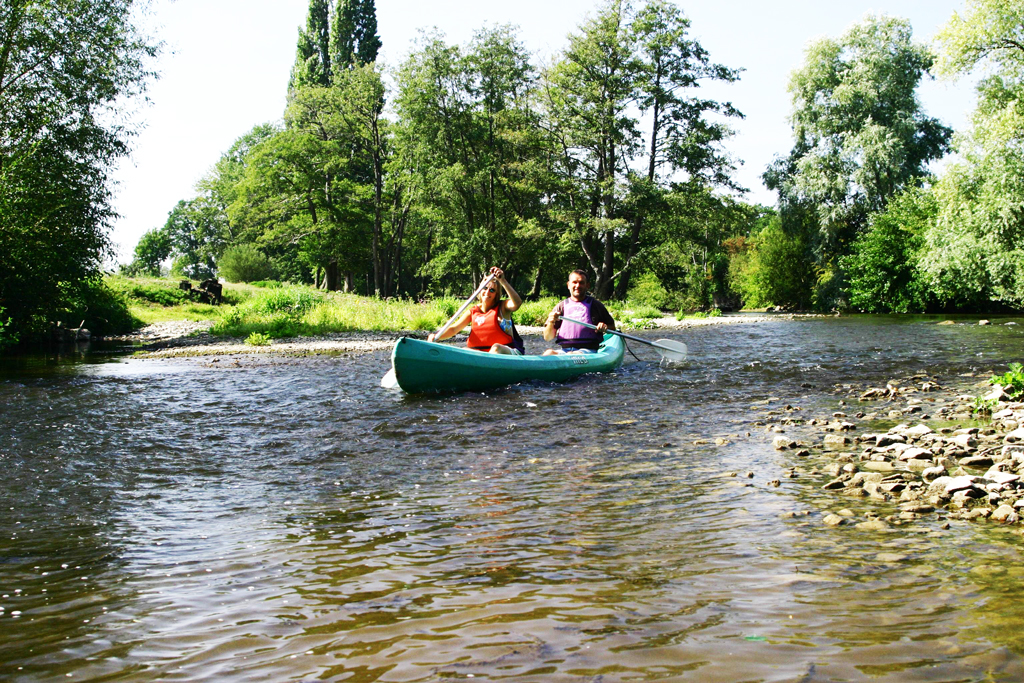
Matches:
[390,334,624,393]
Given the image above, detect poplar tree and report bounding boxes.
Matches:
[289,0,332,90]
[331,0,381,69]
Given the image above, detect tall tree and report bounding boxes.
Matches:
[331,0,381,69]
[289,0,332,90]
[543,0,739,298]
[920,0,1024,307]
[766,14,951,306]
[0,0,157,338]
[394,27,548,290]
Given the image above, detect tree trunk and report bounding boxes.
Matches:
[325,261,340,291]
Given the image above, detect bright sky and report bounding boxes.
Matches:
[110,0,976,263]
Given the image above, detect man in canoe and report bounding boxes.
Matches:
[428,267,525,354]
[542,269,616,355]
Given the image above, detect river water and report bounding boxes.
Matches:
[2,316,1024,682]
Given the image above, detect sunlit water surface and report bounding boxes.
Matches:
[3,316,1024,682]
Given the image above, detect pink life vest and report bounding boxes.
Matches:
[556,297,603,348]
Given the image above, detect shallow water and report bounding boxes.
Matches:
[2,316,1024,681]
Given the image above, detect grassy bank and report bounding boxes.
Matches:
[110,276,671,339]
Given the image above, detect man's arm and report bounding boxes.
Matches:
[543,301,563,341]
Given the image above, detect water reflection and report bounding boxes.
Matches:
[1,317,1024,680]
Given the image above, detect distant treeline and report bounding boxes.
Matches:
[2,1,1022,349]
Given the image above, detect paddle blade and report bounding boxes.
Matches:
[380,367,399,388]
[654,339,687,363]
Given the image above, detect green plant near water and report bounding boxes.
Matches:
[245,332,272,346]
[677,309,723,320]
[991,363,1024,399]
[973,396,998,416]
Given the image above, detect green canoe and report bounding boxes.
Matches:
[389,333,625,393]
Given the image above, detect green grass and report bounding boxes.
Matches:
[676,309,723,320]
[109,276,676,339]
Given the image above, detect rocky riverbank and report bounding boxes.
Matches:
[758,372,1024,531]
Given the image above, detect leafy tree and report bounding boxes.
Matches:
[0,0,157,340]
[394,27,548,291]
[164,198,224,280]
[126,227,172,277]
[290,0,333,90]
[218,244,276,283]
[542,0,739,298]
[920,0,1024,308]
[331,0,381,68]
[843,186,935,312]
[729,216,815,310]
[766,15,951,308]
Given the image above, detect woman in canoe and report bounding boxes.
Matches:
[428,268,524,354]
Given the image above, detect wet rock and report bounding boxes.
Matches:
[992,505,1019,523]
[824,434,852,446]
[949,434,978,449]
[959,455,994,469]
[822,479,847,490]
[773,436,797,450]
[861,461,895,472]
[1005,427,1024,443]
[900,503,935,514]
[904,424,934,439]
[855,519,892,531]
[922,466,947,482]
[851,472,883,487]
[767,479,781,487]
[823,514,846,526]
[944,476,979,495]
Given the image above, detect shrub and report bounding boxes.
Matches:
[0,307,17,349]
[61,279,140,337]
[626,272,669,310]
[991,363,1024,399]
[218,245,276,283]
[245,332,272,346]
[249,280,283,289]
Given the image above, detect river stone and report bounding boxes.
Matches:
[773,436,797,450]
[983,385,1007,402]
[876,552,908,562]
[906,459,934,472]
[823,514,846,526]
[945,476,979,494]
[822,479,846,490]
[992,505,1019,523]
[876,434,905,447]
[851,471,884,487]
[855,519,892,531]
[862,461,895,472]
[922,466,947,482]
[988,471,1021,486]
[950,434,978,449]
[900,503,935,514]
[1005,427,1024,443]
[962,508,992,520]
[959,455,994,469]
[903,424,934,439]
[824,434,852,446]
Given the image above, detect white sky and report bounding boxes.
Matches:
[109,0,976,263]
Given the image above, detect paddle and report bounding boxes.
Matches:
[381,274,498,388]
[558,315,687,363]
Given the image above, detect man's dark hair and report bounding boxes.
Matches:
[570,269,588,282]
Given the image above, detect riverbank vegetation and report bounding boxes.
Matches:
[4,0,1024,350]
[109,275,666,339]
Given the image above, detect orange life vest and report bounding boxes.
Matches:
[467,305,513,350]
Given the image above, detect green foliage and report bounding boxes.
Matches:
[626,272,670,310]
[59,279,139,337]
[514,298,561,326]
[843,187,936,312]
[125,227,172,277]
[0,0,157,343]
[729,217,814,309]
[250,280,284,289]
[677,309,722,320]
[973,396,999,415]
[765,15,951,310]
[991,362,1024,399]
[245,332,272,347]
[0,307,17,350]
[218,245,276,283]
[918,2,1024,310]
[118,281,190,307]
